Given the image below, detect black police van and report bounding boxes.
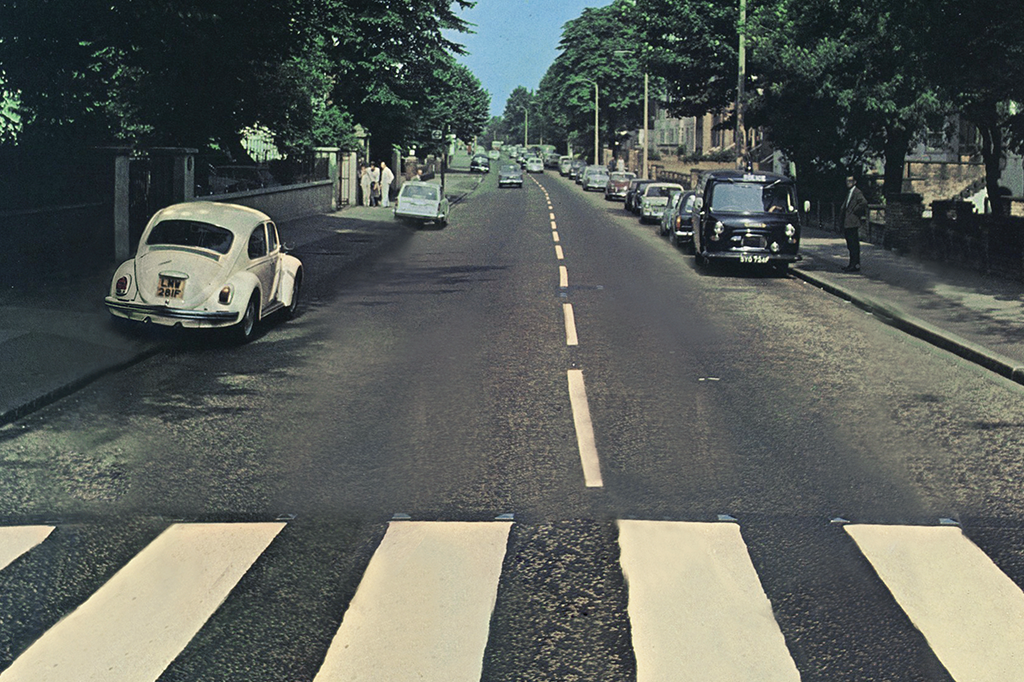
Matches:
[692,170,800,271]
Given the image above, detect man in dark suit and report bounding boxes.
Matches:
[841,175,868,272]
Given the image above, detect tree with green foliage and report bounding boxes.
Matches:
[749,0,944,198]
[922,0,1024,212]
[408,56,490,156]
[0,0,478,158]
[629,0,739,118]
[534,0,643,163]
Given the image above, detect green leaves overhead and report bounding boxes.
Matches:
[0,0,484,154]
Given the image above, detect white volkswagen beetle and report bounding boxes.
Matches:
[105,201,303,342]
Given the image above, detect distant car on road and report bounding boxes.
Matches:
[568,159,588,180]
[526,157,544,173]
[544,152,561,169]
[394,182,450,226]
[470,154,490,173]
[639,182,684,223]
[498,164,524,187]
[625,179,656,213]
[659,190,697,249]
[604,171,636,200]
[581,166,610,191]
[558,156,574,176]
[487,149,500,160]
[105,202,303,342]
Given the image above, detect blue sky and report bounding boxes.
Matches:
[452,0,608,117]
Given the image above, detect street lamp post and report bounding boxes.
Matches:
[736,0,748,169]
[581,78,599,165]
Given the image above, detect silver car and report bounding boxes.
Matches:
[581,166,610,192]
[394,182,450,226]
[639,182,684,223]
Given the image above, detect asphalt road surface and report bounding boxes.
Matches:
[1,159,1024,681]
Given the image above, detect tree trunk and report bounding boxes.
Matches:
[882,126,912,197]
[975,102,1006,215]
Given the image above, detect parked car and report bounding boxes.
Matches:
[581,166,611,191]
[526,156,545,173]
[659,190,698,249]
[558,156,574,176]
[394,181,450,226]
[639,182,684,223]
[498,164,524,187]
[692,169,800,270]
[568,159,588,180]
[604,171,636,201]
[625,179,656,213]
[470,154,490,173]
[105,202,302,342]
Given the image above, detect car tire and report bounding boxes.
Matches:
[285,271,302,319]
[234,293,258,343]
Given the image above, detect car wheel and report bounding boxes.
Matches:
[286,272,302,319]
[234,293,258,342]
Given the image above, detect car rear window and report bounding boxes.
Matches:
[146,219,234,254]
[402,185,439,200]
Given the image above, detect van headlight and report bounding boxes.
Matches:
[711,221,725,241]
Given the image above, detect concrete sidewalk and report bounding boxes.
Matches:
[3,184,1022,426]
[792,227,1024,385]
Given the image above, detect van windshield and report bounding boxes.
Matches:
[710,182,796,213]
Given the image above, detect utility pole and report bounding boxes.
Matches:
[736,0,748,169]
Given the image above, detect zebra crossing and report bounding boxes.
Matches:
[1,518,1023,681]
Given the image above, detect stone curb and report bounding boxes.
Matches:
[790,266,1024,386]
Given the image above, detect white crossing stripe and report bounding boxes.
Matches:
[617,520,800,682]
[0,526,53,571]
[567,370,603,487]
[846,524,1024,682]
[314,521,511,682]
[0,522,284,682]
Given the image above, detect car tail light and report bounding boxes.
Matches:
[219,286,232,304]
[115,275,130,296]
[675,215,682,230]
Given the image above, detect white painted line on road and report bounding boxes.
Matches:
[846,524,1024,682]
[314,521,511,682]
[617,520,800,682]
[555,245,564,260]
[0,526,53,571]
[559,265,568,288]
[551,220,558,230]
[567,370,603,487]
[552,231,560,243]
[563,303,579,346]
[0,522,285,682]
[549,212,556,220]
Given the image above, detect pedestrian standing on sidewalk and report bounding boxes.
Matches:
[379,161,395,208]
[369,163,381,207]
[360,164,373,207]
[841,175,867,272]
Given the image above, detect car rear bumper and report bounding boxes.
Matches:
[105,298,239,328]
